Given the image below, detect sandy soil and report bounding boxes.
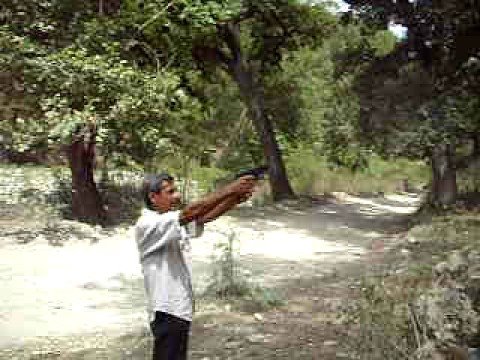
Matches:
[0,192,420,359]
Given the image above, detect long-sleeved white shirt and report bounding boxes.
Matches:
[135,208,202,322]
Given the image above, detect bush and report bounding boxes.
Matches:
[340,276,419,359]
[340,215,480,360]
[99,181,143,226]
[406,215,480,267]
[203,230,284,312]
[457,163,480,193]
[47,167,73,217]
[284,146,430,195]
[190,165,228,193]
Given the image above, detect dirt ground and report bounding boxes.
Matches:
[0,192,420,359]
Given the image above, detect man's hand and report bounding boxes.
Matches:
[225,175,257,199]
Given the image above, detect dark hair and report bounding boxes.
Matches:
[142,173,174,210]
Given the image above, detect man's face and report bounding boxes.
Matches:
[149,180,181,212]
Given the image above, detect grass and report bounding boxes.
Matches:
[458,164,480,193]
[0,155,433,230]
[202,230,285,313]
[406,213,480,270]
[284,149,430,195]
[0,149,431,199]
[339,212,480,359]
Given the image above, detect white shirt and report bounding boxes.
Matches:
[135,208,203,322]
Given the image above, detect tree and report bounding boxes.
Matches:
[0,3,206,222]
[276,23,386,170]
[127,0,337,200]
[1,0,340,208]
[0,0,113,221]
[342,0,480,206]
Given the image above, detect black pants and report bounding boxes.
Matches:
[150,311,191,360]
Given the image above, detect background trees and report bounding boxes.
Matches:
[1,0,479,221]
[0,1,207,221]
[124,0,339,200]
[342,0,480,206]
[0,1,340,215]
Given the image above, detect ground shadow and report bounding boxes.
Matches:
[226,193,418,248]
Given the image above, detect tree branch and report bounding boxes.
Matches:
[455,150,480,171]
[139,2,174,31]
[217,22,243,70]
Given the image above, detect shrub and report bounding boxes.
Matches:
[340,216,480,360]
[203,230,284,312]
[340,276,419,359]
[284,146,430,195]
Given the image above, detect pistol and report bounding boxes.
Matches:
[234,165,269,180]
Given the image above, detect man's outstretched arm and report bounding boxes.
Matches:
[179,176,255,225]
[196,192,250,224]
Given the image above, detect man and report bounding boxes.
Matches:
[135,172,257,360]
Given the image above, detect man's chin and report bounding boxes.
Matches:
[171,203,182,211]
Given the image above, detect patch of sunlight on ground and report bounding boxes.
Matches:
[331,192,419,214]
[195,224,366,262]
[0,228,144,347]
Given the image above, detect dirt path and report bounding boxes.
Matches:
[0,193,420,359]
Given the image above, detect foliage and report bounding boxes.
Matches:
[122,0,341,199]
[341,276,418,359]
[354,70,480,164]
[0,1,217,171]
[406,215,480,268]
[0,0,97,46]
[182,71,264,172]
[277,23,398,170]
[368,29,397,57]
[3,0,477,207]
[458,166,480,195]
[203,230,284,312]
[1,29,209,168]
[284,145,429,195]
[0,1,334,176]
[341,214,480,359]
[337,0,480,205]
[129,0,337,67]
[189,164,228,192]
[344,0,480,89]
[205,231,244,298]
[38,50,205,164]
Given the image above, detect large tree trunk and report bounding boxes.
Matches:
[429,143,457,206]
[66,123,105,223]
[230,63,295,200]
[223,24,294,201]
[474,135,480,156]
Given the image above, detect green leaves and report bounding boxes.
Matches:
[275,24,372,170]
[0,0,372,176]
[172,0,242,26]
[1,16,207,165]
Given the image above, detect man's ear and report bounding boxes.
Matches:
[148,192,156,202]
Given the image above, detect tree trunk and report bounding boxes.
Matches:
[66,123,105,223]
[215,23,294,200]
[182,156,191,204]
[430,143,457,206]
[230,64,295,200]
[474,134,480,156]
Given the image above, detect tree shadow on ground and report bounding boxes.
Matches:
[61,330,151,360]
[227,193,419,247]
